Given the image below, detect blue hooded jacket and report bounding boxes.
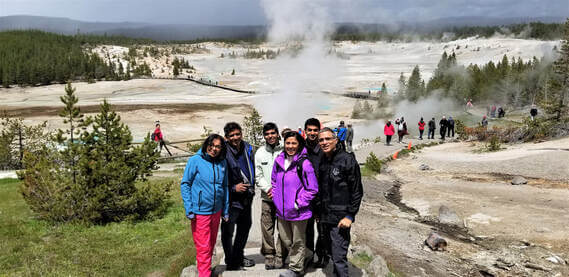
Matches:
[180,149,229,217]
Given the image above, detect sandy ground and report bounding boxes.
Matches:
[350,137,569,277]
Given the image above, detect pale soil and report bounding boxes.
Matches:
[351,138,569,277]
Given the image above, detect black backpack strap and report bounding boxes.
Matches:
[296,156,307,189]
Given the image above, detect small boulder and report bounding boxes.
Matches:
[425,232,447,251]
[367,255,389,277]
[418,164,432,170]
[438,205,464,227]
[511,176,528,185]
[180,265,198,277]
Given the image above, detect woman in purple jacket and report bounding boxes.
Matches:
[271,131,318,277]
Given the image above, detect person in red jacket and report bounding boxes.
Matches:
[418,117,426,140]
[384,120,395,146]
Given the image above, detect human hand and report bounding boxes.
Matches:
[223,215,229,222]
[267,188,273,199]
[337,217,352,229]
[186,213,195,221]
[235,183,249,192]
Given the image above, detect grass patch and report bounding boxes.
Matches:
[360,165,377,177]
[349,252,373,269]
[0,177,195,276]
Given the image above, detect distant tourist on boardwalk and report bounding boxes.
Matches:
[180,134,230,277]
[255,123,284,270]
[315,127,363,277]
[447,116,455,138]
[152,122,172,156]
[481,115,488,127]
[428,118,436,139]
[334,121,347,150]
[439,116,448,140]
[397,117,408,143]
[418,117,426,140]
[530,105,538,121]
[345,123,354,153]
[272,131,318,277]
[384,120,395,146]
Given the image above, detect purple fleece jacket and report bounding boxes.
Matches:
[271,148,318,221]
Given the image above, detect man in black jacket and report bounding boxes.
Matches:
[221,122,256,270]
[428,118,436,139]
[439,116,448,140]
[304,118,321,267]
[314,127,363,277]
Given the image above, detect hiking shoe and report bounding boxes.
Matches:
[265,257,275,270]
[274,257,284,269]
[313,256,329,268]
[225,264,242,271]
[279,269,303,277]
[241,257,255,267]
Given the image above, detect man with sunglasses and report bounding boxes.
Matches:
[255,122,284,270]
[314,127,363,277]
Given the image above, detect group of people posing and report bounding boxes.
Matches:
[383,116,456,145]
[180,118,363,277]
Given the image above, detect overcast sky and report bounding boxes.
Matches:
[0,0,567,25]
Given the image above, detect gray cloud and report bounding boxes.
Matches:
[0,0,567,25]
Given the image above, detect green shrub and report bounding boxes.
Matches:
[365,152,382,173]
[187,142,202,153]
[485,135,502,152]
[19,86,171,224]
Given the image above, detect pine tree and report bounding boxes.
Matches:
[242,108,264,146]
[55,82,87,184]
[406,65,424,102]
[77,100,161,223]
[351,100,363,119]
[542,19,569,121]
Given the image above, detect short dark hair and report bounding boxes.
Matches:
[263,122,279,135]
[319,127,337,138]
[224,122,242,137]
[304,118,321,130]
[283,131,305,154]
[201,134,227,161]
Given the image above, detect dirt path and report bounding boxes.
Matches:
[350,138,569,277]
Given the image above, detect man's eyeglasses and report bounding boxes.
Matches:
[318,137,335,142]
[264,131,277,135]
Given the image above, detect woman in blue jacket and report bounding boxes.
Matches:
[181,134,230,277]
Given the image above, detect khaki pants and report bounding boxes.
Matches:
[277,218,311,273]
[261,201,282,261]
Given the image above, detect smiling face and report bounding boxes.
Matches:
[318,130,337,155]
[284,136,300,156]
[206,138,222,158]
[264,129,279,146]
[226,129,242,149]
[305,124,320,143]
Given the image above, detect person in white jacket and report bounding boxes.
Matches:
[255,122,284,270]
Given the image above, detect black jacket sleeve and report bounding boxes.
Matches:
[347,155,363,222]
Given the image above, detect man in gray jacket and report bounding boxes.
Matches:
[345,123,354,153]
[254,122,284,269]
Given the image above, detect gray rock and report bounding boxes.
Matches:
[367,256,389,277]
[418,164,432,171]
[511,176,528,185]
[438,205,464,227]
[180,265,198,277]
